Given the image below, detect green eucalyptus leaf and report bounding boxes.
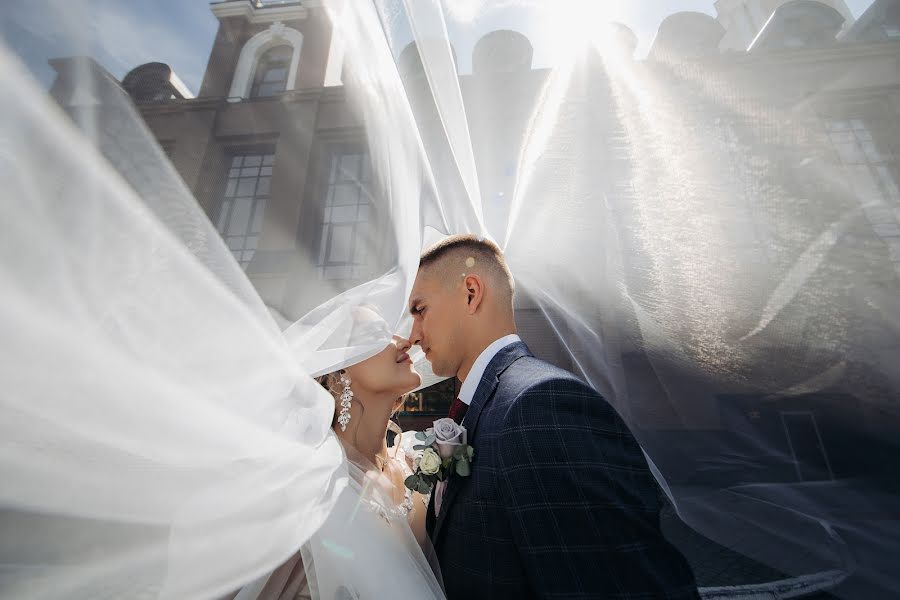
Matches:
[415,431,426,441]
[455,459,470,477]
[404,474,418,491]
[412,444,430,451]
[417,479,432,495]
[466,446,475,460]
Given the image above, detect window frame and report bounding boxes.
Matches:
[825,115,900,206]
[216,148,277,269]
[227,23,304,100]
[250,44,293,98]
[311,141,380,282]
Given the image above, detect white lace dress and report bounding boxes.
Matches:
[228,432,440,600]
[386,431,423,518]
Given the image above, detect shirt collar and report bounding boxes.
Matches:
[457,334,521,406]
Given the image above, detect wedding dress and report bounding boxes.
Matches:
[232,437,440,600]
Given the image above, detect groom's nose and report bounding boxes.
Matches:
[409,321,422,347]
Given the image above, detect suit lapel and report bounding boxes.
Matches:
[462,341,532,442]
[431,342,532,544]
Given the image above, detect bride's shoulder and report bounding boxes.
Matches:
[390,430,421,452]
[390,430,425,466]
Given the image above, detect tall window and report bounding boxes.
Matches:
[884,3,900,38]
[827,119,900,206]
[317,150,375,280]
[217,152,274,268]
[251,45,292,98]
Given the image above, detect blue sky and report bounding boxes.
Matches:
[1,0,878,94]
[2,0,218,90]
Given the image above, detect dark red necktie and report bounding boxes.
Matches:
[448,397,468,425]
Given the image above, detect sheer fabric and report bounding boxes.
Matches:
[230,442,442,600]
[1,0,899,598]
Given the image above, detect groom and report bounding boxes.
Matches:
[409,234,699,600]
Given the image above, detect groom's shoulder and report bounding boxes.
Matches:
[493,357,605,433]
[503,354,597,400]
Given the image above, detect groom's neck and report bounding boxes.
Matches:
[457,327,517,385]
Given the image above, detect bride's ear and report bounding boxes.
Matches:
[463,274,484,314]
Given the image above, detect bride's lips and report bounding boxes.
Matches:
[396,352,411,364]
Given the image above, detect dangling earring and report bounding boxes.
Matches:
[337,371,353,432]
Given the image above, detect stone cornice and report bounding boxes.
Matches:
[646,40,900,70]
[136,96,225,115]
[210,1,315,24]
[135,85,346,115]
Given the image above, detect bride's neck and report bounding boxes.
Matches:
[336,390,395,466]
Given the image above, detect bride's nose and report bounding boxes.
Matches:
[394,336,412,353]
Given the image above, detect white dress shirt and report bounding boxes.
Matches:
[457,334,521,406]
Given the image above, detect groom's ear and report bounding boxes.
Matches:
[463,274,484,315]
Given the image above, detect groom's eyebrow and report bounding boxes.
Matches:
[408,297,423,314]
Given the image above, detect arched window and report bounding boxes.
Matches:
[228,22,304,99]
[250,45,292,98]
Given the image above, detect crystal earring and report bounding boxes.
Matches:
[337,371,353,432]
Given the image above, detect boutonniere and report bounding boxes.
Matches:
[404,418,475,494]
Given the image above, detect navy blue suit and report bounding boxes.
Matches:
[427,342,698,600]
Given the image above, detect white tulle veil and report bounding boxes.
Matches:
[2,0,899,598]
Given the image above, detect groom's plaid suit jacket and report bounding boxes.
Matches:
[427,342,699,600]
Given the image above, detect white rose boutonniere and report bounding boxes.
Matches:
[417,448,442,475]
[404,420,475,495]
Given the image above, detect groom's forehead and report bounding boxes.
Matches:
[410,271,441,303]
[409,282,428,306]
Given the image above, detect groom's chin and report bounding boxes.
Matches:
[429,361,454,379]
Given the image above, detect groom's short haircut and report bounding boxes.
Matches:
[419,234,515,302]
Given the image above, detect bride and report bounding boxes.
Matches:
[225,307,443,600]
[0,37,444,599]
